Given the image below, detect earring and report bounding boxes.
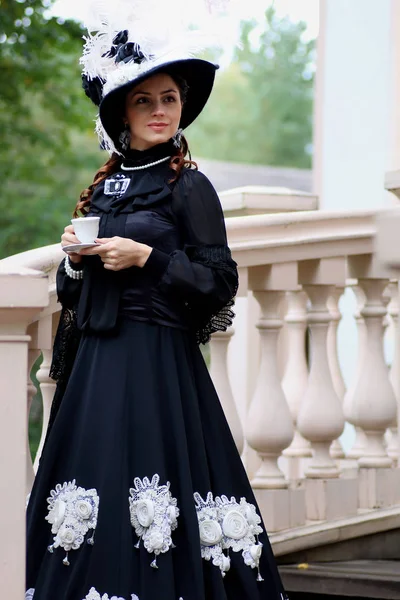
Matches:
[172,128,183,148]
[119,124,131,151]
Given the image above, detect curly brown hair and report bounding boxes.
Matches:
[74,73,196,217]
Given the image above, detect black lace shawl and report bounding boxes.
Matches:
[50,166,238,385]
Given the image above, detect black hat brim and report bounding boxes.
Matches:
[99,58,218,150]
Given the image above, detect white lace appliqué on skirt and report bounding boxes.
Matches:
[45,479,100,566]
[194,491,264,580]
[83,588,139,600]
[129,474,179,569]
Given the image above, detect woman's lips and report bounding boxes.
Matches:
[148,123,168,131]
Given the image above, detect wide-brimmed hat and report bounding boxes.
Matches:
[98,57,218,153]
[80,0,223,155]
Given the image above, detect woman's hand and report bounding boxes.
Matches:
[61,224,82,264]
[79,237,152,271]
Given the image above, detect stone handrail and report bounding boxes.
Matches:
[1,203,400,591]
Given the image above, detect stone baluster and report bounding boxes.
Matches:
[281,289,312,479]
[26,322,40,493]
[297,259,358,521]
[246,263,304,532]
[246,289,293,488]
[33,314,56,472]
[343,284,368,459]
[0,268,48,597]
[210,328,244,454]
[349,280,396,467]
[327,287,346,459]
[297,285,344,478]
[348,255,400,508]
[387,281,400,464]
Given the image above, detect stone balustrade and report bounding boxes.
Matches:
[2,199,400,588]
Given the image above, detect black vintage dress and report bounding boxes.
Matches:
[26,141,287,600]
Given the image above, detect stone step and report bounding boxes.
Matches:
[279,560,400,599]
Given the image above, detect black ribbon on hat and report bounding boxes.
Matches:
[104,30,147,65]
[82,74,104,107]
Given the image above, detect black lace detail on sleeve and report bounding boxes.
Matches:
[195,297,236,345]
[49,306,81,384]
[186,245,238,345]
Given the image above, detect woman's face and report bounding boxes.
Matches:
[124,73,183,151]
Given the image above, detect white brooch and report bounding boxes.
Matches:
[129,474,179,569]
[46,480,99,566]
[194,492,264,581]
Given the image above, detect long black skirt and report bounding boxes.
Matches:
[26,319,286,600]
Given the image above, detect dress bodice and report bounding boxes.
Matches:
[87,153,188,330]
[56,140,238,343]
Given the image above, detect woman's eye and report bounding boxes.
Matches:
[164,96,176,103]
[136,97,148,104]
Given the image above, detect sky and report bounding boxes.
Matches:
[51,0,320,46]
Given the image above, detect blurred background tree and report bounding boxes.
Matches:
[188,6,315,168]
[0,0,102,259]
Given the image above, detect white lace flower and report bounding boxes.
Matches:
[222,510,248,540]
[46,480,100,560]
[82,587,140,600]
[25,589,35,600]
[199,519,223,546]
[58,524,77,549]
[75,499,93,520]
[136,499,155,527]
[129,474,179,558]
[216,495,262,554]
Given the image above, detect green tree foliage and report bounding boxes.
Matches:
[188,6,315,168]
[0,0,102,259]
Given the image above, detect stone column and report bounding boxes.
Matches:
[33,314,57,472]
[210,328,244,454]
[348,254,400,509]
[343,285,368,460]
[297,258,358,521]
[246,263,305,531]
[281,289,312,480]
[387,281,400,465]
[328,287,346,459]
[0,267,48,599]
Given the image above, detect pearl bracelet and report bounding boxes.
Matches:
[64,256,84,280]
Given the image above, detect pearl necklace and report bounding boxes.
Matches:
[121,155,171,171]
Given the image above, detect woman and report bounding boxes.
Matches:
[26,7,288,600]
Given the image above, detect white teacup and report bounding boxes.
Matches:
[71,217,100,244]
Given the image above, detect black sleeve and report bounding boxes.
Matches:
[143,169,239,343]
[49,257,83,384]
[56,256,84,309]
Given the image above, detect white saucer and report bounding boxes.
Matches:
[62,242,99,253]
